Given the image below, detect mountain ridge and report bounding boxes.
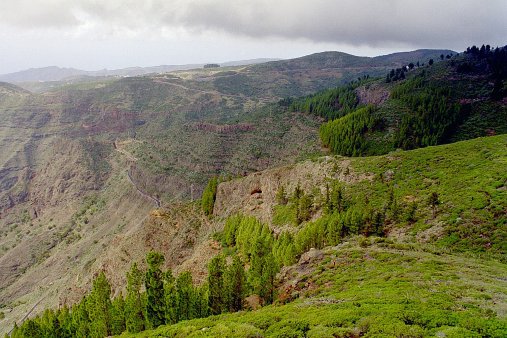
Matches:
[0,59,281,84]
[0,49,454,84]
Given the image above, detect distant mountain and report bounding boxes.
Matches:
[252,49,454,72]
[0,58,281,83]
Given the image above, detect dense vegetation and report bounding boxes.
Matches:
[319,105,380,156]
[138,240,507,338]
[289,45,507,157]
[5,45,507,337]
[391,75,462,149]
[288,82,362,120]
[9,133,507,337]
[134,134,507,337]
[201,177,219,216]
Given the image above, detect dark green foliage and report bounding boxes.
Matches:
[325,181,347,213]
[14,274,112,338]
[201,177,219,216]
[145,251,166,328]
[386,67,408,82]
[221,215,278,304]
[225,255,247,312]
[73,298,90,337]
[272,232,297,267]
[163,269,178,324]
[223,214,243,247]
[125,263,146,333]
[87,272,113,337]
[175,271,198,321]
[207,255,226,315]
[391,77,462,149]
[319,105,379,156]
[273,185,315,226]
[289,83,360,120]
[289,45,507,157]
[110,296,126,335]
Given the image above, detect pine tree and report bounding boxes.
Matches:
[275,185,288,205]
[176,271,195,321]
[164,269,178,324]
[194,285,210,318]
[202,177,219,216]
[125,263,145,333]
[73,297,90,338]
[208,255,226,315]
[260,253,278,305]
[21,320,42,338]
[110,295,126,335]
[58,305,74,338]
[226,255,246,312]
[87,272,113,338]
[145,252,166,329]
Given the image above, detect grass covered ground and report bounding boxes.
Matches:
[124,135,507,337]
[126,239,506,337]
[347,134,506,256]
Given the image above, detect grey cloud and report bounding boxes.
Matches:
[175,0,507,47]
[0,0,79,28]
[1,0,506,48]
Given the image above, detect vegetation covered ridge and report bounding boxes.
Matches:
[287,44,507,156]
[8,134,506,337]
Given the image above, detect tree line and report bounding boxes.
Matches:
[10,178,438,337]
[8,256,192,337]
[319,105,380,156]
[390,75,462,149]
[288,82,361,120]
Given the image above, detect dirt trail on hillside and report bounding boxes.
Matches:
[126,169,161,208]
[114,139,161,208]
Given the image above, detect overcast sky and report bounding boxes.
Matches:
[0,0,506,74]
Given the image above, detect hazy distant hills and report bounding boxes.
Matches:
[0,50,454,84]
[0,58,280,83]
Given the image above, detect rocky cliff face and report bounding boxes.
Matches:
[213,156,374,224]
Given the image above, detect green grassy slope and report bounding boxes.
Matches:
[126,135,507,338]
[131,241,506,337]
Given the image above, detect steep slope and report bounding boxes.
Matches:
[137,242,507,337]
[290,46,507,156]
[6,134,506,337]
[134,134,507,337]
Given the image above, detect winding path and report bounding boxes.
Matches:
[126,169,161,208]
[113,139,161,208]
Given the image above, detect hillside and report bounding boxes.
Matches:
[0,49,453,335]
[135,134,507,337]
[290,45,507,156]
[7,134,506,337]
[136,242,507,337]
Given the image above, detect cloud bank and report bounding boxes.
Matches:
[1,0,506,47]
[1,1,506,73]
